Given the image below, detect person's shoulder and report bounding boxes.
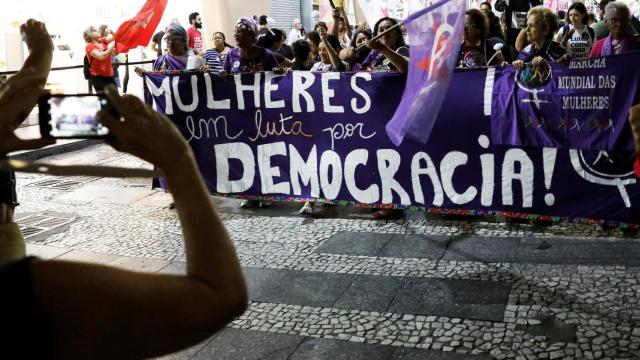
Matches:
[262,47,277,57]
[592,38,606,49]
[85,42,98,52]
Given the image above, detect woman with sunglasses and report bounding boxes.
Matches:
[219,17,279,77]
[458,9,510,68]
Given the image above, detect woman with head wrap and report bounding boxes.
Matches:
[219,17,279,77]
[222,17,279,208]
[135,24,197,76]
[135,24,199,193]
[153,24,197,71]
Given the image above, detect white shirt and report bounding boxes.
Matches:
[554,25,594,60]
[287,28,303,46]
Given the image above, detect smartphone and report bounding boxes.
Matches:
[39,94,114,139]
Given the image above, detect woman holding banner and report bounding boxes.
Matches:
[512,6,570,70]
[457,9,509,68]
[220,17,280,208]
[220,17,279,77]
[311,34,348,72]
[351,17,408,220]
[136,24,198,73]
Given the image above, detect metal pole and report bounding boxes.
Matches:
[123,54,130,94]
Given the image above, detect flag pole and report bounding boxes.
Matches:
[353,22,403,52]
[352,0,455,53]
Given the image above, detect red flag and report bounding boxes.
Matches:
[114,0,168,54]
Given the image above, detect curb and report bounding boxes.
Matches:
[8,139,102,161]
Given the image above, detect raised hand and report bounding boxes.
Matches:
[0,19,55,156]
[98,85,191,172]
[20,19,53,55]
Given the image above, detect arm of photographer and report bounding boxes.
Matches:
[1,19,248,359]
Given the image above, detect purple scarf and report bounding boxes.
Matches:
[153,54,187,71]
[601,34,638,56]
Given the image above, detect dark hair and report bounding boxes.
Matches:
[256,29,279,49]
[189,12,200,25]
[259,15,268,25]
[599,0,613,13]
[98,24,109,37]
[479,2,492,10]
[349,28,372,48]
[372,17,405,49]
[292,39,311,62]
[213,31,233,48]
[271,28,284,41]
[314,21,328,31]
[323,34,341,51]
[305,30,321,46]
[567,2,589,26]
[588,12,597,23]
[466,9,490,40]
[558,10,566,19]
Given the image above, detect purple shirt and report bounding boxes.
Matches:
[518,39,567,62]
[223,47,278,74]
[153,54,188,71]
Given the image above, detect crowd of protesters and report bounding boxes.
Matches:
[88,2,640,219]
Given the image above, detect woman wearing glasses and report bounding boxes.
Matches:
[589,2,640,58]
[219,17,279,77]
[458,9,511,68]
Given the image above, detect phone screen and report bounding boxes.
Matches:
[46,95,110,138]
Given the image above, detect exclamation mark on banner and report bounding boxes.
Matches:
[543,148,557,206]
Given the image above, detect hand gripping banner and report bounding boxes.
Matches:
[144,64,640,226]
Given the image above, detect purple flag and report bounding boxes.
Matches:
[385,0,466,146]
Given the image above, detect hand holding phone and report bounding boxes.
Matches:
[39,94,116,139]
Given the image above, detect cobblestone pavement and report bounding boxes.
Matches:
[18,144,640,359]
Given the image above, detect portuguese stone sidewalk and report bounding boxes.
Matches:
[16,144,640,360]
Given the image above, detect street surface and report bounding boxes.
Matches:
[17,144,640,360]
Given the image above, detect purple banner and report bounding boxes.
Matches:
[491,52,640,151]
[144,69,640,225]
